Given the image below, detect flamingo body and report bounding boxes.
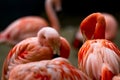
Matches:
[77,12,120,80]
[1,27,70,80]
[78,39,120,80]
[0,16,48,46]
[8,57,91,80]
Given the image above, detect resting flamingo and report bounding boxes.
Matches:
[0,0,62,46]
[8,57,91,80]
[1,27,70,80]
[73,12,118,49]
[77,12,120,80]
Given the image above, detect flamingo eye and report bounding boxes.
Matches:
[41,35,46,39]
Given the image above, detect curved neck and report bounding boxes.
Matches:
[80,13,106,41]
[45,0,61,32]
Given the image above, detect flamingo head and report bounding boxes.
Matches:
[37,27,70,58]
[80,12,106,42]
[53,0,62,12]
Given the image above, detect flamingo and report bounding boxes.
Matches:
[1,27,70,80]
[0,0,61,46]
[8,57,91,80]
[77,12,120,80]
[72,30,83,49]
[72,12,118,49]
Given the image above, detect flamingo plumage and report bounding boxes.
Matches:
[1,27,70,80]
[8,57,91,80]
[77,12,120,80]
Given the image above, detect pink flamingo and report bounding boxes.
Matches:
[77,12,120,80]
[0,0,62,46]
[1,27,70,80]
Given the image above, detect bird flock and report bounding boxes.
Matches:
[0,0,120,80]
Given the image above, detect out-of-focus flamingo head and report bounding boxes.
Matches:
[37,27,70,58]
[0,33,8,44]
[80,12,106,41]
[103,13,118,41]
[45,0,61,32]
[53,0,62,12]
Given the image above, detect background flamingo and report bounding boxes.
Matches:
[8,57,91,80]
[1,27,70,80]
[103,12,118,41]
[0,0,62,46]
[45,0,62,31]
[72,12,118,49]
[77,12,120,80]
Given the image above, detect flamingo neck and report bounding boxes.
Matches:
[94,14,106,39]
[80,12,106,41]
[45,0,61,32]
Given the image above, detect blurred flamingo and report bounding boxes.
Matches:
[102,12,118,41]
[0,0,62,46]
[77,12,120,80]
[45,0,62,31]
[72,12,118,49]
[8,57,91,80]
[1,27,70,80]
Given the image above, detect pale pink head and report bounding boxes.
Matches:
[37,27,70,58]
